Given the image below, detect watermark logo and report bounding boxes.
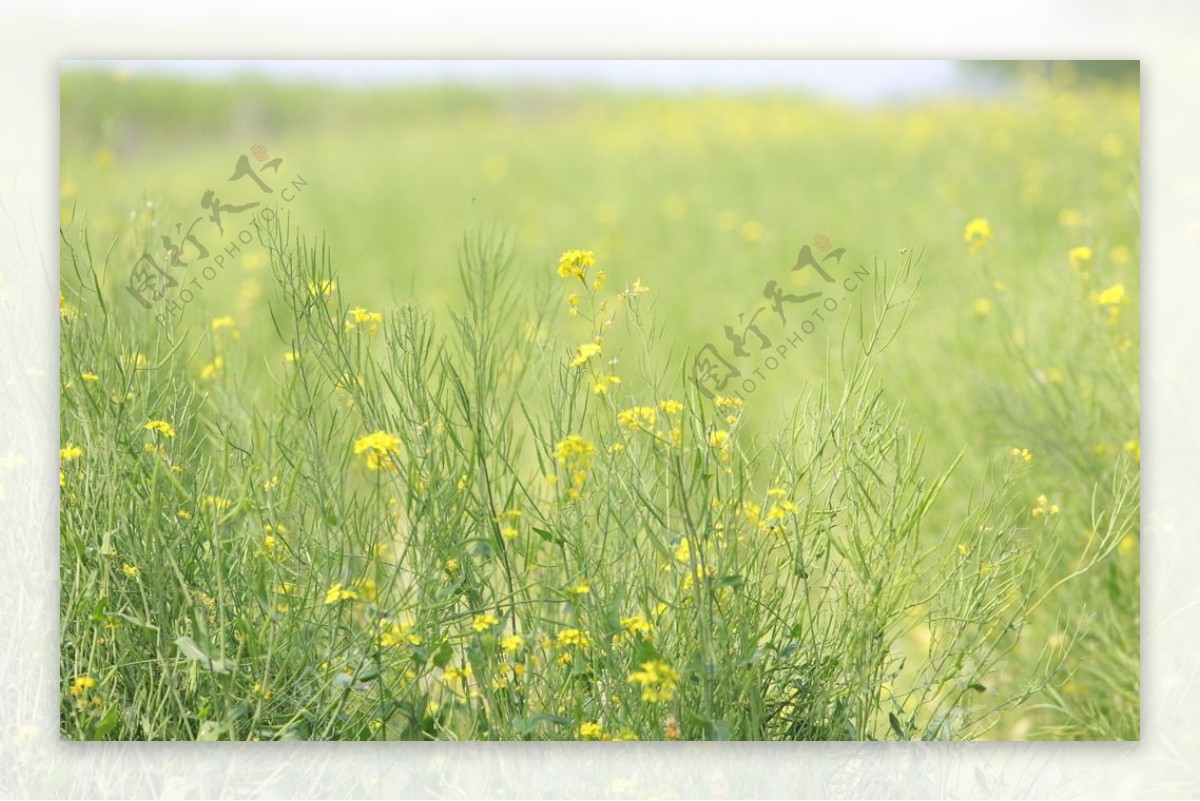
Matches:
[123,145,308,324]
[691,234,872,399]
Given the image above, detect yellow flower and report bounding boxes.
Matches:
[1124,440,1141,462]
[570,581,591,596]
[553,434,595,491]
[472,613,500,632]
[1010,447,1033,463]
[617,406,657,431]
[346,307,384,335]
[1067,246,1093,270]
[210,315,236,331]
[579,721,604,740]
[500,634,525,654]
[144,420,176,438]
[555,628,591,649]
[570,341,603,368]
[352,577,377,603]
[500,525,519,540]
[673,537,691,563]
[628,659,680,702]
[659,400,683,416]
[1093,283,1127,306]
[199,355,225,381]
[964,218,992,253]
[592,270,607,291]
[200,495,231,512]
[60,444,84,462]
[80,372,100,382]
[121,564,140,579]
[68,676,96,696]
[613,615,653,645]
[971,298,992,316]
[377,618,422,647]
[324,582,359,604]
[60,292,80,320]
[708,430,730,449]
[353,431,402,471]
[557,249,596,279]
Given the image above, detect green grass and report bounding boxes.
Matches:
[58,66,1139,740]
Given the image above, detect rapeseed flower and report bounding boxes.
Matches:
[628,659,680,702]
[354,431,402,471]
[617,406,657,431]
[557,249,595,280]
[964,218,993,253]
[570,341,603,368]
[68,676,96,697]
[472,613,500,632]
[346,307,383,335]
[144,420,176,437]
[579,721,604,740]
[1068,246,1093,270]
[324,582,359,604]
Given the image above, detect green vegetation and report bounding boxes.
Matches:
[59,66,1139,740]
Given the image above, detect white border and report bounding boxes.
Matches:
[2,2,1195,797]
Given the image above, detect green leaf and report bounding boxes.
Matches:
[174,635,230,674]
[888,712,907,740]
[531,526,565,545]
[92,705,121,739]
[432,641,454,669]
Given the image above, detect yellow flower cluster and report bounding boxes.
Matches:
[144,420,176,437]
[617,406,657,431]
[472,613,500,632]
[553,434,595,496]
[346,307,383,335]
[1031,494,1061,517]
[353,430,402,471]
[570,340,603,368]
[557,249,596,280]
[628,659,680,702]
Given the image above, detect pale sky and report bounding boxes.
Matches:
[63,60,964,103]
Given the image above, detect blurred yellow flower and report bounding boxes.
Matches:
[964,218,992,253]
[628,659,680,702]
[472,613,500,632]
[579,721,604,740]
[1093,283,1127,306]
[324,582,358,604]
[1067,246,1093,270]
[144,420,176,437]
